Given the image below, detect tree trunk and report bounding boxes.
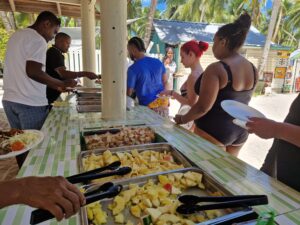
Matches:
[199,1,206,23]
[143,0,157,48]
[65,17,71,27]
[257,0,281,79]
[29,13,35,24]
[7,12,17,30]
[272,5,282,42]
[0,11,14,32]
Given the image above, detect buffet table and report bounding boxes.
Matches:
[1,98,300,225]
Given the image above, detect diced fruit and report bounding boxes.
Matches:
[125,221,134,225]
[163,155,172,161]
[146,208,162,222]
[142,215,153,225]
[131,205,141,218]
[10,141,25,151]
[158,175,169,185]
[112,196,125,215]
[114,213,125,223]
[171,186,181,195]
[163,183,172,192]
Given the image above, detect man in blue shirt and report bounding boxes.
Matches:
[127,37,167,108]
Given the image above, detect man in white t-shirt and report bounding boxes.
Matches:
[2,11,77,167]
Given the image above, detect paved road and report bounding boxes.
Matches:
[169,93,298,169]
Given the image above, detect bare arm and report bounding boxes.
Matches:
[55,67,98,80]
[26,61,77,90]
[247,117,300,147]
[0,176,85,221]
[174,64,221,124]
[172,74,199,106]
[162,73,168,89]
[127,88,134,97]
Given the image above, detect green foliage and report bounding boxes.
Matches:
[0,28,10,63]
[159,0,300,49]
[127,0,161,39]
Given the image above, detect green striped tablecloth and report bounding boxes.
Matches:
[0,103,300,225]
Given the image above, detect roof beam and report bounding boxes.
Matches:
[8,0,16,11]
[56,2,61,16]
[38,0,80,6]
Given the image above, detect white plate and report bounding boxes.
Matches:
[177,105,194,130]
[233,119,248,129]
[221,100,265,122]
[0,130,44,159]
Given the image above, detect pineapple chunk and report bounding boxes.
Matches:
[112,196,125,215]
[198,182,205,190]
[130,205,141,218]
[114,213,125,224]
[158,175,170,185]
[171,186,182,195]
[142,198,153,208]
[146,208,162,222]
[185,178,197,187]
[125,221,134,225]
[157,214,180,223]
[151,197,160,207]
[173,173,183,180]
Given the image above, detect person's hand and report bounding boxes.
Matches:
[82,72,98,80]
[64,79,77,88]
[18,176,85,221]
[246,117,278,139]
[174,114,184,124]
[159,90,172,97]
[164,57,171,65]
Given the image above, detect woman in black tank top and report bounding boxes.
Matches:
[174,12,257,157]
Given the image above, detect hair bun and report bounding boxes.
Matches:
[198,41,209,52]
[234,12,251,31]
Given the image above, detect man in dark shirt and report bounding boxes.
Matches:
[46,32,98,104]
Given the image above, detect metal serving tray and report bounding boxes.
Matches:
[80,126,167,151]
[76,105,101,113]
[78,143,192,175]
[80,167,258,225]
[77,96,101,101]
[77,100,102,105]
[75,87,102,93]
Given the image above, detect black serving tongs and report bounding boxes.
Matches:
[176,194,268,214]
[66,161,131,184]
[30,182,123,225]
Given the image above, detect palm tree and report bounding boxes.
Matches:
[0,11,15,32]
[143,0,158,48]
[257,0,281,78]
[161,0,229,23]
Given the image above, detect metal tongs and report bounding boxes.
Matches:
[30,182,122,224]
[176,194,268,214]
[30,161,131,224]
[66,161,131,184]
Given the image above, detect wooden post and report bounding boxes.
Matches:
[81,0,96,87]
[100,0,127,120]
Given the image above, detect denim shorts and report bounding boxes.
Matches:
[2,100,49,130]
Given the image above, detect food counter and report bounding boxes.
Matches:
[1,96,300,225]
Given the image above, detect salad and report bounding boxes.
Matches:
[0,130,40,155]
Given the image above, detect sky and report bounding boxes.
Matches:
[141,0,274,12]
